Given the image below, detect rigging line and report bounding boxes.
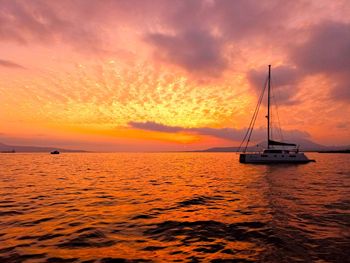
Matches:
[237,77,266,151]
[237,76,268,152]
[270,76,284,141]
[270,77,275,141]
[269,77,277,140]
[270,85,275,141]
[270,99,274,140]
[275,100,284,141]
[243,77,268,152]
[244,89,264,151]
[240,77,267,152]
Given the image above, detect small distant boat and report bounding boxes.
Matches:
[239,65,315,164]
[50,150,60,154]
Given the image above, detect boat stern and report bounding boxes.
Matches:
[239,153,247,163]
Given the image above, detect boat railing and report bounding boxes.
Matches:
[238,151,263,154]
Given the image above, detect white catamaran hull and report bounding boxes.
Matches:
[239,152,315,164]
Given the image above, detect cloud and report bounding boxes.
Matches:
[0,0,183,54]
[247,65,301,105]
[146,29,226,76]
[290,21,350,101]
[2,0,345,78]
[129,121,310,142]
[143,0,227,76]
[0,0,106,52]
[143,0,306,76]
[0,59,25,69]
[247,20,350,104]
[336,122,348,129]
[212,0,301,40]
[292,21,350,73]
[129,121,183,133]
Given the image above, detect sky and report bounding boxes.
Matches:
[0,0,350,151]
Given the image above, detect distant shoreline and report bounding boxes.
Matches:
[318,150,350,153]
[0,142,86,153]
[2,151,350,154]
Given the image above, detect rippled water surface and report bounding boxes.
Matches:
[0,153,349,263]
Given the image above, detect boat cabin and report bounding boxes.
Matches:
[263,149,289,154]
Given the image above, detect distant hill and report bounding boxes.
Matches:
[200,139,350,152]
[318,150,350,153]
[0,142,86,153]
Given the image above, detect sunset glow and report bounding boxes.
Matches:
[1,0,349,151]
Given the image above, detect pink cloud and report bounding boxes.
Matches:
[291,21,350,101]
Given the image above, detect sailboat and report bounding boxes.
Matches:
[239,65,315,164]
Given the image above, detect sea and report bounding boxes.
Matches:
[0,153,349,263]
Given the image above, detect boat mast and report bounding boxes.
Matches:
[267,65,271,149]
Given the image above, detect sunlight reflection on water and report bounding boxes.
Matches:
[0,153,349,262]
